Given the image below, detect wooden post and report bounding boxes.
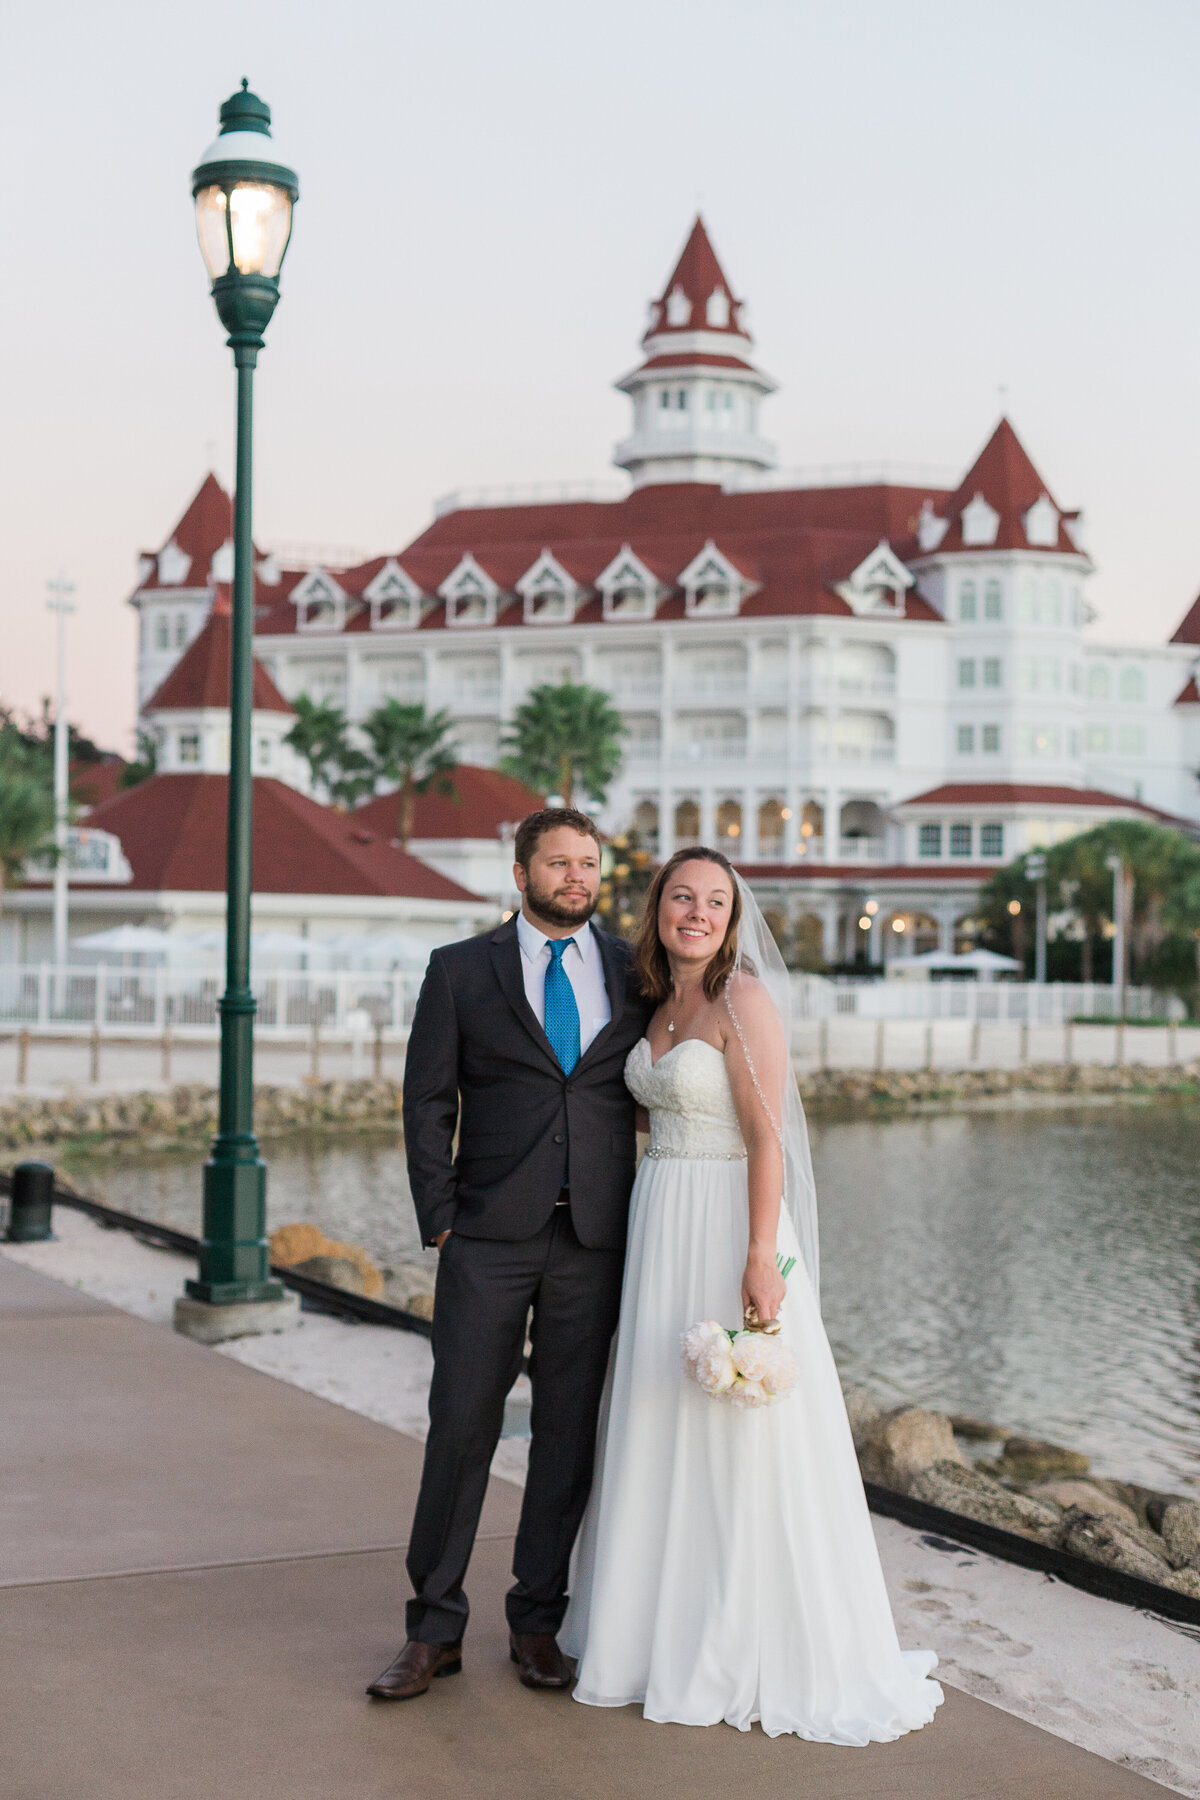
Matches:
[373,1019,384,1081]
[309,1019,321,1082]
[161,1024,173,1085]
[1168,1019,1178,1065]
[1115,1020,1125,1066]
[874,1019,885,1072]
[89,1027,100,1085]
[1064,1019,1074,1065]
[16,1029,29,1087]
[969,1018,981,1064]
[1019,1020,1029,1067]
[817,1017,828,1073]
[924,1022,934,1071]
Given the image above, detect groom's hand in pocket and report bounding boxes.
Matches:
[435,1231,451,1250]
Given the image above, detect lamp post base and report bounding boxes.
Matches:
[173,1289,300,1345]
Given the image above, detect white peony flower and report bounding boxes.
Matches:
[727,1376,771,1408]
[682,1321,737,1395]
[730,1331,777,1383]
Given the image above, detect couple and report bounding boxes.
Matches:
[369,807,942,1741]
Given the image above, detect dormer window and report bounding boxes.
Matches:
[960,493,1000,547]
[439,553,500,628]
[293,569,348,633]
[834,541,915,618]
[1023,494,1060,548]
[680,542,747,618]
[597,548,660,622]
[365,559,423,631]
[157,540,192,586]
[916,500,949,553]
[665,285,692,327]
[705,288,730,328]
[210,540,234,583]
[517,550,579,625]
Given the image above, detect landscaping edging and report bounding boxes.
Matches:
[3,1062,1200,1153]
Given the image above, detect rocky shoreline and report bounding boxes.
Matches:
[3,1060,1200,1153]
[848,1390,1200,1598]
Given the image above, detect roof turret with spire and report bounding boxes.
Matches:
[613,216,777,490]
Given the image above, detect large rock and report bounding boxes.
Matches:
[1160,1501,1200,1571]
[1145,1491,1194,1532]
[269,1221,328,1266]
[857,1407,967,1491]
[841,1385,885,1451]
[1027,1480,1139,1529]
[909,1459,1063,1544]
[947,1414,1008,1443]
[291,1254,369,1296]
[989,1436,1090,1481]
[1062,1509,1173,1583]
[1164,1567,1200,1598]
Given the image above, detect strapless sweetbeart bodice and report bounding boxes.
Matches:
[624,1036,746,1161]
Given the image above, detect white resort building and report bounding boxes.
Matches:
[123,216,1200,964]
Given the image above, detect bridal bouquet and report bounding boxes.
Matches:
[681,1256,800,1410]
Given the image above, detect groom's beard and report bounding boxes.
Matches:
[522,873,599,929]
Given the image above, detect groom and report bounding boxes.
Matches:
[368,808,650,1700]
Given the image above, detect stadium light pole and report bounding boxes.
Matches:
[175,82,300,1338]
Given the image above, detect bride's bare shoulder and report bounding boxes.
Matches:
[721,970,784,1045]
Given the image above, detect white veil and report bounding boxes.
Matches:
[724,875,821,1301]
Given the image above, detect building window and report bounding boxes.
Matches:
[1117,724,1146,754]
[982,657,1002,688]
[1086,724,1110,752]
[982,724,1001,753]
[1017,656,1061,693]
[957,725,975,753]
[1018,725,1061,757]
[256,736,272,767]
[677,389,688,410]
[918,823,942,858]
[1118,667,1146,702]
[174,613,188,648]
[659,389,671,410]
[154,614,169,651]
[949,823,972,857]
[957,658,976,688]
[980,823,1004,857]
[1087,664,1111,700]
[959,581,977,622]
[983,579,1002,621]
[178,732,200,765]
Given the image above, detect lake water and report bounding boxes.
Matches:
[56,1098,1200,1498]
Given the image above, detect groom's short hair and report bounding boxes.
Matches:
[514,808,603,870]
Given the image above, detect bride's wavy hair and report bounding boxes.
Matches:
[634,846,745,1003]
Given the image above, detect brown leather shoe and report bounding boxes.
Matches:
[509,1631,573,1690]
[366,1639,462,1700]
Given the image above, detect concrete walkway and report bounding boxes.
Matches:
[0,1255,1176,1800]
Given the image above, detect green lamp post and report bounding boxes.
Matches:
[176,82,299,1336]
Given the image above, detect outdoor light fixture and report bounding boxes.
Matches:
[865,899,879,916]
[176,83,300,1332]
[858,916,871,931]
[892,918,906,934]
[1007,899,1022,916]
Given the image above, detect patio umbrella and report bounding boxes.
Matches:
[74,925,178,959]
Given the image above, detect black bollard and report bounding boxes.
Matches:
[7,1161,55,1242]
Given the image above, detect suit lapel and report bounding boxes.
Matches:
[488,917,561,1071]
[573,924,630,1072]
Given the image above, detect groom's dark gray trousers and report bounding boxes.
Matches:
[401,915,649,1644]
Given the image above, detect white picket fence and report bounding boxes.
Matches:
[790,977,1186,1024]
[0,965,425,1041]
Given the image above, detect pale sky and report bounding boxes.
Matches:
[3,0,1199,751]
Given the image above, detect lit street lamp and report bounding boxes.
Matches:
[175,82,299,1339]
[1024,851,1047,985]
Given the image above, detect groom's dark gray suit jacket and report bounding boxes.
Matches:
[403,914,650,1250]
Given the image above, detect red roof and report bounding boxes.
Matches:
[741,863,995,883]
[143,611,293,714]
[76,775,483,900]
[354,765,544,841]
[1170,593,1200,645]
[894,782,1192,828]
[645,216,746,343]
[70,754,127,813]
[912,418,1083,559]
[639,352,757,373]
[136,473,234,592]
[1174,675,1200,705]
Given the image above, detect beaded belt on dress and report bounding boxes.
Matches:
[644,1146,746,1161]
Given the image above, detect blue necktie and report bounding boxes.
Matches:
[544,938,581,1075]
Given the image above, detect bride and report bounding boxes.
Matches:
[561,846,943,1741]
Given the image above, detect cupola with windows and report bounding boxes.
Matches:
[612,216,778,490]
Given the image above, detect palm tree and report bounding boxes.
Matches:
[283,695,373,807]
[500,680,625,808]
[360,700,459,849]
[0,723,56,918]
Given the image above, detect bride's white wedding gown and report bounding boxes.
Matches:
[561,1036,942,1740]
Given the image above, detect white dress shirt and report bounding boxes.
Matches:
[516,911,611,1058]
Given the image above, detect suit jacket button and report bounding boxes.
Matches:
[553,1133,565,1144]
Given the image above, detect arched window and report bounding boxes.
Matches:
[174,613,188,648]
[633,799,659,851]
[1118,666,1145,702]
[674,798,700,846]
[154,614,169,651]
[984,579,1003,621]
[958,580,977,622]
[716,799,742,850]
[757,797,786,856]
[1087,663,1110,700]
